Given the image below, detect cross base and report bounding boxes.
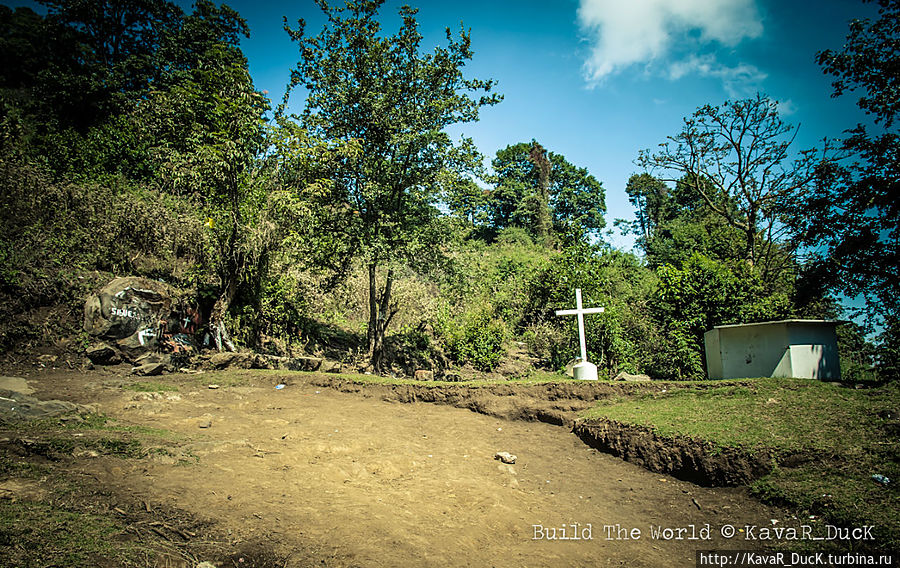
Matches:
[572,360,598,381]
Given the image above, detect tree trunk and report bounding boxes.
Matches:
[366,264,395,373]
[529,142,552,241]
[209,277,238,352]
[745,208,758,268]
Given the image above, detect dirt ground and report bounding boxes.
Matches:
[8,367,798,567]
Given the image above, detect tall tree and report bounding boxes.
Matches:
[488,141,605,240]
[624,173,671,243]
[281,0,501,372]
[136,4,268,351]
[803,0,900,326]
[528,141,552,240]
[637,95,831,282]
[636,175,750,270]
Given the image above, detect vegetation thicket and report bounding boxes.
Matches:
[0,0,896,383]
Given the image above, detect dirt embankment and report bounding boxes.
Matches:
[303,375,648,425]
[572,419,774,487]
[301,375,773,487]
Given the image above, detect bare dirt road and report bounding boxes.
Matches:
[18,368,792,567]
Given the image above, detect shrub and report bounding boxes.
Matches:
[441,306,507,371]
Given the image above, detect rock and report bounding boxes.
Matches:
[132,363,165,377]
[414,369,434,381]
[0,390,95,422]
[36,354,58,363]
[494,451,517,464]
[0,376,34,396]
[84,277,174,359]
[131,392,163,401]
[287,356,323,372]
[205,352,259,370]
[320,360,342,373]
[84,276,203,363]
[135,352,171,367]
[86,343,121,365]
[443,372,461,382]
[612,371,651,382]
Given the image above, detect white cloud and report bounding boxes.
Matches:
[668,54,767,97]
[776,98,799,116]
[577,0,764,88]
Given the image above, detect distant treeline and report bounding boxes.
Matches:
[0,0,896,381]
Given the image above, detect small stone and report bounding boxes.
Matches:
[208,384,219,389]
[319,360,342,373]
[414,369,433,381]
[612,371,651,382]
[86,343,121,365]
[198,420,212,429]
[196,562,217,568]
[443,372,461,382]
[131,363,165,376]
[0,376,35,396]
[494,451,517,464]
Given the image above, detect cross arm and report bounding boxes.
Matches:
[555,307,605,316]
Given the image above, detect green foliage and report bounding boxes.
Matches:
[483,141,606,241]
[281,0,501,370]
[638,95,829,282]
[801,0,900,379]
[440,306,507,371]
[0,148,210,347]
[650,252,792,379]
[522,241,656,377]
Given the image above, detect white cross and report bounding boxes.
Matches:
[555,288,605,363]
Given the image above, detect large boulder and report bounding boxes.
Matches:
[84,277,179,362]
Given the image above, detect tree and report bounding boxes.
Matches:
[623,173,671,243]
[804,0,900,327]
[1,0,254,180]
[487,141,605,241]
[136,5,269,351]
[528,141,552,240]
[638,95,831,282]
[636,174,751,270]
[651,252,792,379]
[281,0,501,372]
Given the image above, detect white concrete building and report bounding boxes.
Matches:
[704,319,842,380]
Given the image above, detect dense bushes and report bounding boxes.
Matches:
[0,148,212,348]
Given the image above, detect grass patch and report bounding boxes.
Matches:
[581,378,900,551]
[580,378,894,453]
[0,456,51,478]
[0,500,133,567]
[3,412,181,462]
[122,381,178,393]
[13,413,178,440]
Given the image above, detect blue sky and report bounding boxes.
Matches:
[6,0,879,250]
[224,0,878,251]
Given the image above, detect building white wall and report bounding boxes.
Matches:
[704,321,840,380]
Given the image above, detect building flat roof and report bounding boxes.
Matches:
[711,319,844,330]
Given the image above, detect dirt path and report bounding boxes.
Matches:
[25,369,792,567]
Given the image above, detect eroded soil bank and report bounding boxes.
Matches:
[573,419,774,486]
